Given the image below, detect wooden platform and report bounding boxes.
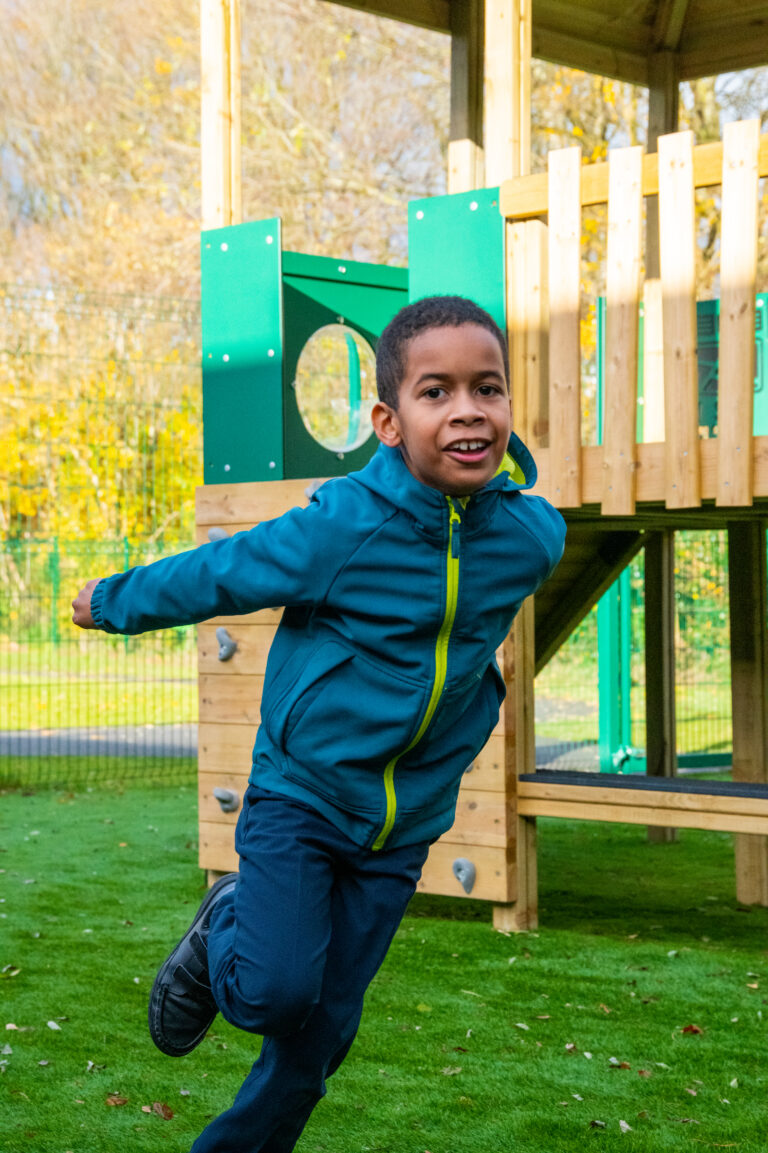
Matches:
[518,772,768,837]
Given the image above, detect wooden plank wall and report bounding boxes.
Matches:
[195,480,516,904]
[502,123,768,514]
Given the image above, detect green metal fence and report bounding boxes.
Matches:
[0,284,201,787]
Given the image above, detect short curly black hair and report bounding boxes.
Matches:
[375,295,509,409]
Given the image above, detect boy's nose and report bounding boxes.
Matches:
[450,400,484,424]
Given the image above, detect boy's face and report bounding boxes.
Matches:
[371,323,511,496]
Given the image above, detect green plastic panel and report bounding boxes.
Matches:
[282,255,408,479]
[695,295,768,435]
[407,188,505,331]
[201,219,284,484]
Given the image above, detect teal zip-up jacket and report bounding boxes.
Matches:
[90,433,565,850]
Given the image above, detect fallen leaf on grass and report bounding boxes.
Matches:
[0,966,21,979]
[416,1003,432,1013]
[619,1120,633,1133]
[106,1094,128,1107]
[599,1004,612,1014]
[682,1024,703,1035]
[514,1023,529,1031]
[685,1088,698,1096]
[638,1069,652,1077]
[441,1066,462,1076]
[590,1120,606,1129]
[46,1021,61,1031]
[142,1102,174,1119]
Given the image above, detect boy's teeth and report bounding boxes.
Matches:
[453,440,484,451]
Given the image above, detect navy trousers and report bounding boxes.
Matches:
[191,786,430,1153]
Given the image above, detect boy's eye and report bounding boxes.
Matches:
[478,383,502,396]
[424,386,445,399]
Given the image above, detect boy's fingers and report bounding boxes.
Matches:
[72,578,102,630]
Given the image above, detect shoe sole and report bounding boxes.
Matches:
[148,872,238,1057]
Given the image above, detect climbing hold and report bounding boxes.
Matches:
[216,627,238,661]
[213,787,240,814]
[207,526,229,542]
[304,479,324,501]
[452,857,476,895]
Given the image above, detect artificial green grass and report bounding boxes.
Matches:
[2,785,767,1152]
[0,755,197,790]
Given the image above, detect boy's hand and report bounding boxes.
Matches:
[72,579,102,630]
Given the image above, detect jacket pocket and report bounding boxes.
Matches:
[395,660,506,816]
[267,639,430,813]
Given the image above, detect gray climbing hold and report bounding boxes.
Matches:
[215,627,238,661]
[213,787,240,813]
[452,857,476,895]
[304,479,324,501]
[207,526,230,542]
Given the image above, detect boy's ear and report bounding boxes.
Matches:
[371,401,403,446]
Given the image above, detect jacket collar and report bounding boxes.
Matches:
[350,430,538,526]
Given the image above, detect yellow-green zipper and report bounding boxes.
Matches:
[371,496,463,851]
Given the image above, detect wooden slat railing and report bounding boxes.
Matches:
[602,145,642,515]
[718,119,760,508]
[659,130,701,510]
[502,123,768,514]
[547,147,582,507]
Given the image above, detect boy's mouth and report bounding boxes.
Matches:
[443,438,491,463]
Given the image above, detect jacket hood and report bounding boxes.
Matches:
[349,430,538,523]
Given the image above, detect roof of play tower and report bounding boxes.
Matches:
[328,1,768,83]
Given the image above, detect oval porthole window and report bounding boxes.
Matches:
[294,324,376,453]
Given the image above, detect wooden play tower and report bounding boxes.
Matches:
[196,0,768,930]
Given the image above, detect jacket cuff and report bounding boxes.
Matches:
[90,578,119,634]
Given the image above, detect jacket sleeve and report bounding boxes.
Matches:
[90,480,356,635]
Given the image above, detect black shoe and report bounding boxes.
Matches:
[148,872,238,1057]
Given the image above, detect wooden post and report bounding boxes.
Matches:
[644,530,678,844]
[201,0,242,230]
[642,279,665,443]
[717,119,760,508]
[507,220,549,448]
[494,597,537,931]
[449,0,485,193]
[658,130,700,509]
[646,50,679,280]
[548,146,582,509]
[484,0,531,183]
[602,145,643,516]
[728,521,768,906]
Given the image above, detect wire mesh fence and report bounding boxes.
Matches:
[0,284,201,787]
[535,530,733,772]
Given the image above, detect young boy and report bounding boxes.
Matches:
[72,295,565,1152]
